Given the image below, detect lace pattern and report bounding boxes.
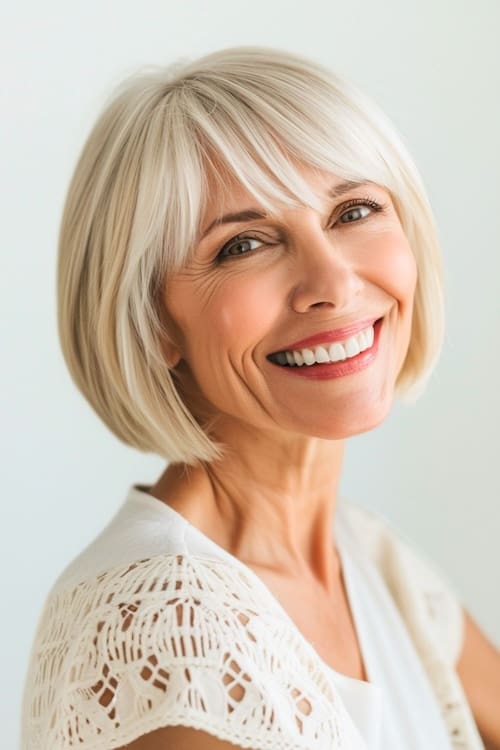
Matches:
[22,553,357,749]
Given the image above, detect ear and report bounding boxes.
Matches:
[157,301,184,369]
[163,342,182,370]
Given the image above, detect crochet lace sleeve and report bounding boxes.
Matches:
[21,553,355,750]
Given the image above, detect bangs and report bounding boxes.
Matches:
[160,62,400,274]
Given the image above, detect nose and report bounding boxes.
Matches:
[288,223,364,313]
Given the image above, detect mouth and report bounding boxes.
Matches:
[267,317,384,368]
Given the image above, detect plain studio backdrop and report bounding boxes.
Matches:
[2,1,499,746]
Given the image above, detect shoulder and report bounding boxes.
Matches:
[340,499,465,666]
[20,552,345,750]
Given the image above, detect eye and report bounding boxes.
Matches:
[216,235,268,261]
[338,205,371,223]
[336,198,386,225]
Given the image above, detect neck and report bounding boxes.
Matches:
[150,418,345,592]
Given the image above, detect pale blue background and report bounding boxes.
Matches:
[2,1,499,747]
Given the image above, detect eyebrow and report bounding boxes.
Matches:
[199,179,369,241]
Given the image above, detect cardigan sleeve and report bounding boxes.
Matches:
[386,521,465,666]
[342,501,465,668]
[20,552,353,750]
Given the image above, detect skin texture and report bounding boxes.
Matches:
[120,165,500,748]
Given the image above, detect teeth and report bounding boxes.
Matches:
[315,346,331,363]
[328,342,346,362]
[302,349,315,366]
[273,323,377,367]
[344,336,360,358]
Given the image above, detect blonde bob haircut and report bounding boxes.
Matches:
[57,45,445,467]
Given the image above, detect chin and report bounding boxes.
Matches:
[315,392,395,440]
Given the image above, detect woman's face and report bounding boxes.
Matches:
[162,164,418,441]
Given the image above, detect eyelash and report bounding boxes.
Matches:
[215,196,388,263]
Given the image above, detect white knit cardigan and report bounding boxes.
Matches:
[20,496,485,749]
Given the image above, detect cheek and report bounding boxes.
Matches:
[168,271,284,360]
[394,254,417,305]
[372,231,417,303]
[203,273,286,351]
[376,234,418,364]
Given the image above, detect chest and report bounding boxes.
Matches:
[249,566,370,683]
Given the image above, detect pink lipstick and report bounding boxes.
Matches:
[268,317,384,380]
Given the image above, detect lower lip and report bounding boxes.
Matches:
[270,318,384,380]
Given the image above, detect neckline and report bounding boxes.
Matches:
[126,483,377,692]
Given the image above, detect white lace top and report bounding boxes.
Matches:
[20,485,485,749]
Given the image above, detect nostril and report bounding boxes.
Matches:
[309,301,336,311]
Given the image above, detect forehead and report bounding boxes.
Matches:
[200,162,344,224]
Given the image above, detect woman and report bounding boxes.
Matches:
[20,47,499,749]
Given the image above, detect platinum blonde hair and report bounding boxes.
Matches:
[57,46,445,467]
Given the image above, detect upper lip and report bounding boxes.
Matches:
[270,316,381,354]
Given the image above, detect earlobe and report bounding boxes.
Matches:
[157,306,184,369]
[164,346,182,370]
[158,334,182,370]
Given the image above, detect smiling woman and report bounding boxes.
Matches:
[20,46,498,750]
